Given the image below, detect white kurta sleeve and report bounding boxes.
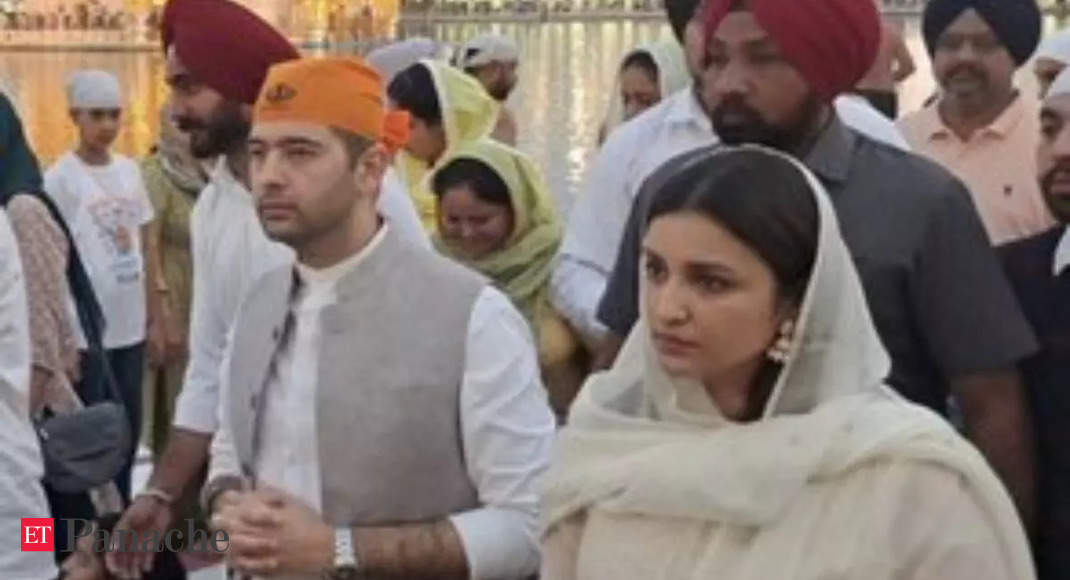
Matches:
[553,130,638,345]
[449,288,556,579]
[549,260,608,346]
[207,328,241,483]
[378,167,430,249]
[171,197,226,433]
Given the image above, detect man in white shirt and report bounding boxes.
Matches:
[207,56,554,580]
[108,0,426,575]
[45,69,155,502]
[0,210,57,580]
[552,0,908,350]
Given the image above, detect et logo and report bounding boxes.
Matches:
[21,518,54,552]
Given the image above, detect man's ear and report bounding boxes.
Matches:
[354,143,390,199]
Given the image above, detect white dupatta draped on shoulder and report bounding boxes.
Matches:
[539,146,1034,580]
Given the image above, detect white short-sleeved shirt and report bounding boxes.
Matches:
[45,152,155,349]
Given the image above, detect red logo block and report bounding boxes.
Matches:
[21,518,54,551]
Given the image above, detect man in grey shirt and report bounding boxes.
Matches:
[597,0,1038,529]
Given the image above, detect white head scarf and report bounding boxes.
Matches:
[1036,29,1070,65]
[602,39,690,139]
[367,38,449,83]
[454,33,519,68]
[65,69,121,110]
[541,146,1032,577]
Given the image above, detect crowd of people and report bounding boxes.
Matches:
[1,0,1068,578]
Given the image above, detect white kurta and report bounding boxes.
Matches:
[0,210,58,579]
[172,160,428,433]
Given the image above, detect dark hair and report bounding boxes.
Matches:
[461,47,485,75]
[432,157,513,210]
[387,63,442,126]
[664,0,701,44]
[646,148,818,305]
[329,128,373,167]
[621,50,659,82]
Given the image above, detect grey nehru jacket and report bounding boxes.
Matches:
[222,225,486,525]
[598,117,1038,415]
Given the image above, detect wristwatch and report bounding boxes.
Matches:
[327,527,360,580]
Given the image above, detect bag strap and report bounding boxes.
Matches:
[18,191,124,405]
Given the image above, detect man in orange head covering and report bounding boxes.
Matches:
[205,57,555,580]
[108,6,426,577]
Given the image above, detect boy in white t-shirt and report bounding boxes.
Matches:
[44,69,154,502]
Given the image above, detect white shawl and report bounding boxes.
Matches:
[602,39,690,140]
[540,146,1033,579]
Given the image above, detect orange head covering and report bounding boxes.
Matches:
[253,57,410,153]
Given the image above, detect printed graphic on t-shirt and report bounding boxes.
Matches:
[85,195,143,285]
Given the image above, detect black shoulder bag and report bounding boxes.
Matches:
[14,192,132,494]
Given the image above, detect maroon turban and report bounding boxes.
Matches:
[162,0,299,105]
[704,0,881,101]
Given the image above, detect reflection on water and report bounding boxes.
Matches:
[0,16,1059,209]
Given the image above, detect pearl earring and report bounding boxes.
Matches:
[766,319,795,364]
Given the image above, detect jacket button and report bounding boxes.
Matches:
[271,328,281,341]
[250,394,258,408]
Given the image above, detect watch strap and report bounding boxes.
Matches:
[328,527,359,579]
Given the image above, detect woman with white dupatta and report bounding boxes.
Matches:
[540,146,1034,580]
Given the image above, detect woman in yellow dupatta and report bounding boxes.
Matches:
[431,138,588,419]
[388,59,499,231]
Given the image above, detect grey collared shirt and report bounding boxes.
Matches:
[597,117,1038,413]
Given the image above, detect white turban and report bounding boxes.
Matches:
[455,34,519,68]
[1037,29,1070,65]
[1047,67,1070,99]
[367,38,450,83]
[65,70,122,110]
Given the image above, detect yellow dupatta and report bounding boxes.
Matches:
[431,139,561,331]
[396,60,499,231]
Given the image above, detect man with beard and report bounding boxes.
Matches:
[455,33,520,145]
[107,0,424,576]
[999,68,1070,580]
[595,0,1039,530]
[899,0,1054,245]
[551,0,906,353]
